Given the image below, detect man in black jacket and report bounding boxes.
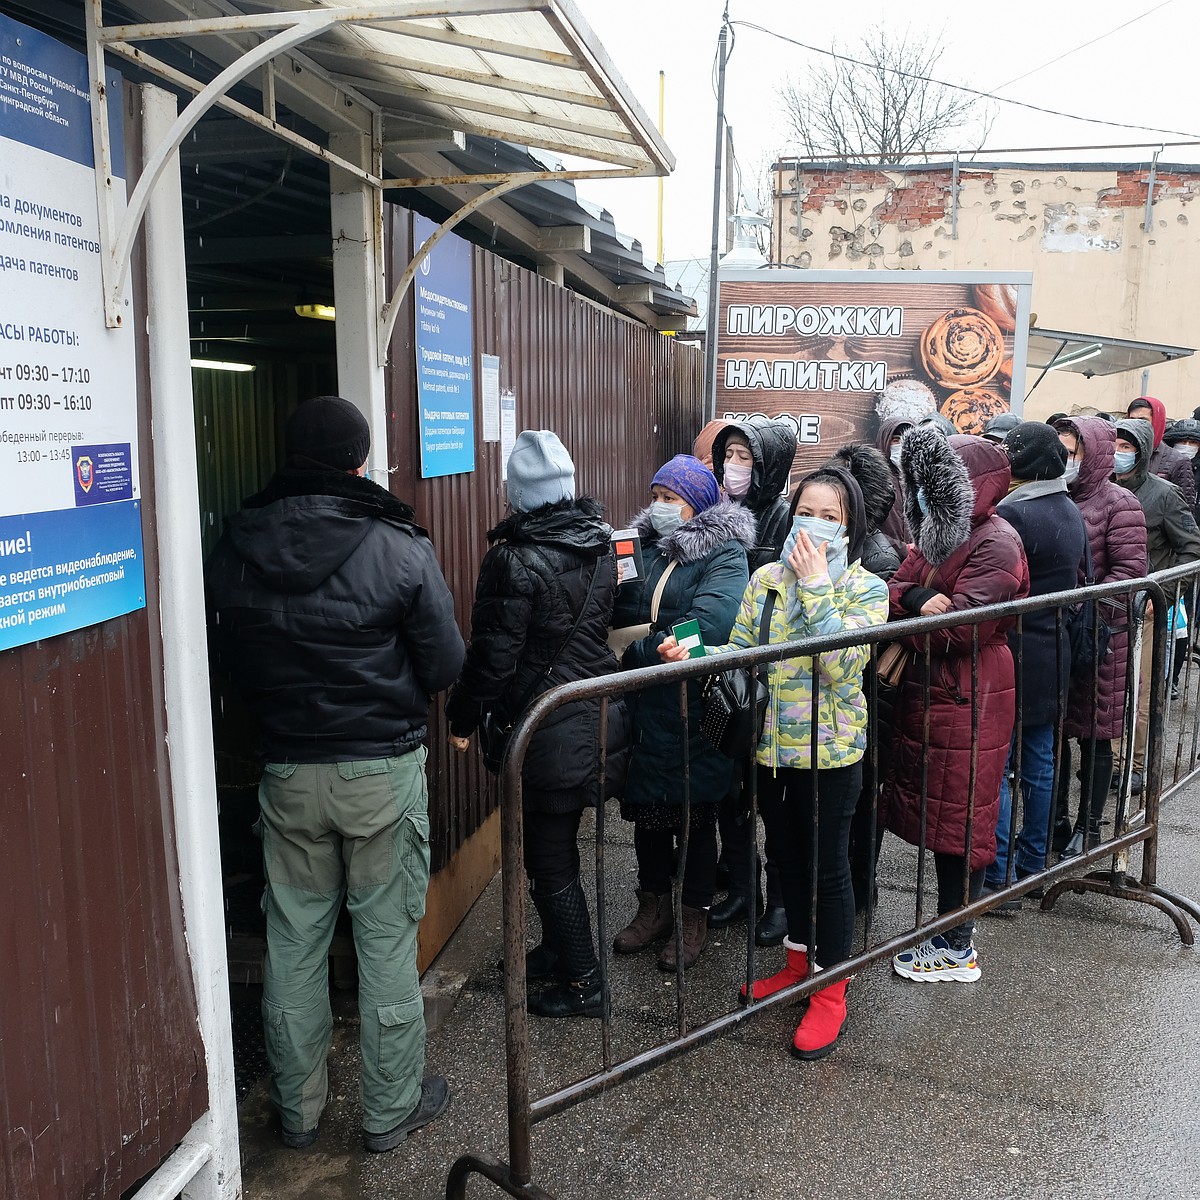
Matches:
[206,396,464,1153]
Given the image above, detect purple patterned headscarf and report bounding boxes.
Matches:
[651,454,721,513]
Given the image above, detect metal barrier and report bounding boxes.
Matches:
[446,566,1200,1200]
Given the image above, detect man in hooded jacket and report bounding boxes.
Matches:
[1114,417,1200,794]
[1126,396,1197,508]
[206,396,465,1153]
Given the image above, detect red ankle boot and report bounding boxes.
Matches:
[790,977,847,1060]
[737,937,809,1006]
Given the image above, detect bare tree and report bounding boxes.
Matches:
[778,29,993,162]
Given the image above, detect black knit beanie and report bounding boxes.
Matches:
[1005,420,1067,481]
[285,395,371,470]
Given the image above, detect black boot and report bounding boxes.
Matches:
[496,889,561,979]
[1062,747,1111,859]
[755,905,788,947]
[708,888,762,928]
[526,879,603,1019]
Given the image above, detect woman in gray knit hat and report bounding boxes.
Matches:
[446,430,629,1019]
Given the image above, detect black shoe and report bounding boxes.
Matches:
[527,973,603,1019]
[980,883,1020,917]
[281,1126,318,1150]
[755,905,788,947]
[363,1076,451,1153]
[1130,771,1143,796]
[708,892,758,928]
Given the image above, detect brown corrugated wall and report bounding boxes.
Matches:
[384,207,706,873]
[0,83,208,1200]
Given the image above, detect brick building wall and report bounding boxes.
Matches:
[771,161,1200,419]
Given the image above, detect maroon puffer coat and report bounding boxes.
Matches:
[883,435,1030,870]
[1058,417,1148,741]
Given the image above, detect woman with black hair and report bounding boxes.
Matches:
[661,466,888,1060]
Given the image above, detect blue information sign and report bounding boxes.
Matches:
[0,14,145,652]
[413,213,475,478]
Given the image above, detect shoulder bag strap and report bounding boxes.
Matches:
[758,589,776,644]
[508,548,601,717]
[649,559,678,625]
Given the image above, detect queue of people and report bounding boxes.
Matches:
[206,393,1198,1150]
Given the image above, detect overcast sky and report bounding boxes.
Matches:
[568,0,1197,263]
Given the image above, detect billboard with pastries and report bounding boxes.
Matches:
[715,269,1033,477]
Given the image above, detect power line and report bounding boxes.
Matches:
[992,1,1175,92]
[731,17,1200,142]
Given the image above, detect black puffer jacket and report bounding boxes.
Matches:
[445,498,629,808]
[713,417,797,570]
[996,480,1088,726]
[206,469,464,761]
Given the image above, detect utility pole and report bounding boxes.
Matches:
[703,13,729,422]
[656,71,665,266]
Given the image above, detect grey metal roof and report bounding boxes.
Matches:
[1028,328,1194,378]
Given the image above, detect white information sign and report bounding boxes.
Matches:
[499,388,517,481]
[0,14,145,651]
[480,352,500,443]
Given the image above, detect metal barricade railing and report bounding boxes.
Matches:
[446,566,1200,1200]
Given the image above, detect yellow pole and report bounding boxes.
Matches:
[657,70,665,265]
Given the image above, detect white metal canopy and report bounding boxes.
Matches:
[85,0,676,331]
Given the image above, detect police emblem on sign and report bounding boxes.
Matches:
[76,455,94,493]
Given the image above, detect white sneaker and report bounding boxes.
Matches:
[893,935,981,983]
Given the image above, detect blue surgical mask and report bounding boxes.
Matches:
[649,500,685,536]
[916,486,930,516]
[781,515,848,582]
[1063,460,1081,485]
[1113,450,1137,475]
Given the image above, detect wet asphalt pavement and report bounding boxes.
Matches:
[238,790,1200,1200]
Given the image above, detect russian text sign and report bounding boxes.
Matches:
[0,14,145,651]
[414,213,475,478]
[716,269,1033,480]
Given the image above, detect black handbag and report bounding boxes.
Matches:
[701,591,776,759]
[479,554,599,774]
[1067,537,1111,673]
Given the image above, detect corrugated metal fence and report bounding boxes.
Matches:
[384,206,706,873]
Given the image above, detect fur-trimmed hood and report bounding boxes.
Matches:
[899,427,974,564]
[486,496,611,553]
[632,498,757,565]
[825,442,897,534]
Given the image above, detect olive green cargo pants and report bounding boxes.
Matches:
[257,748,430,1136]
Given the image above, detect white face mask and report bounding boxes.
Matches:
[1176,443,1199,461]
[889,446,902,467]
[723,462,753,498]
[1063,460,1081,484]
[649,500,685,535]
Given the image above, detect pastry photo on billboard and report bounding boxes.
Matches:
[715,270,1033,478]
